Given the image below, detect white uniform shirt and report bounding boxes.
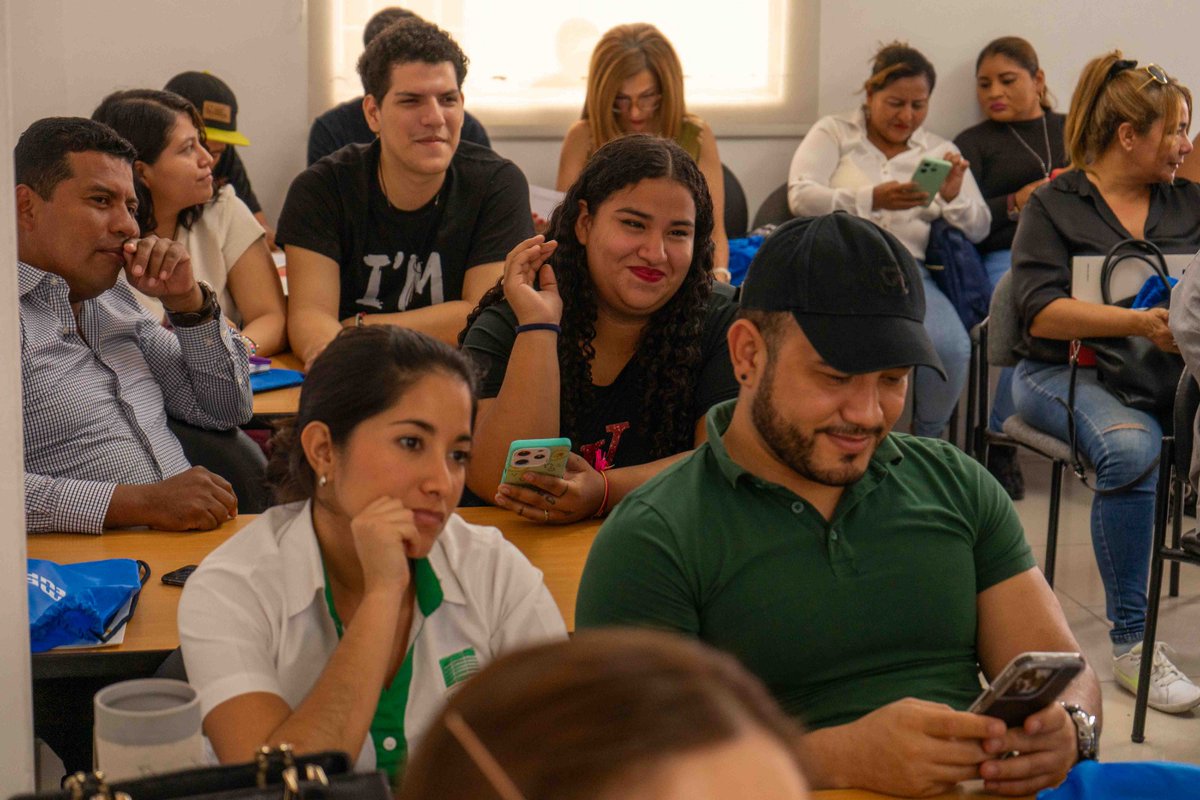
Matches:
[787,109,990,260]
[134,185,265,326]
[179,500,567,772]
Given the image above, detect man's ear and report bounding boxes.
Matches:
[14,184,40,232]
[363,94,382,135]
[727,318,769,388]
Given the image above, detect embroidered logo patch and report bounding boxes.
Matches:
[439,648,480,688]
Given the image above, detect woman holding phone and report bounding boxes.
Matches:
[461,135,739,523]
[788,42,989,440]
[92,89,287,355]
[179,327,566,786]
[954,38,1069,497]
[1011,51,1200,713]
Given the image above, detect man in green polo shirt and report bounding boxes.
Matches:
[575,213,1101,798]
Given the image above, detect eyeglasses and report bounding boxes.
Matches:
[612,93,662,115]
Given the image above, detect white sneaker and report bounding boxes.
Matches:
[1113,642,1200,714]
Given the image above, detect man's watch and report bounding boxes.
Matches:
[165,281,219,328]
[1060,703,1099,762]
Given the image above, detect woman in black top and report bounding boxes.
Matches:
[461,135,738,524]
[955,38,1068,498]
[1011,51,1200,714]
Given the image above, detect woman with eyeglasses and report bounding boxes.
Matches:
[399,629,810,799]
[1011,51,1200,714]
[953,37,1069,500]
[179,327,566,787]
[555,23,730,278]
[787,42,990,441]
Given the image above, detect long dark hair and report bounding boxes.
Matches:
[976,36,1054,110]
[91,89,209,235]
[267,326,478,504]
[400,629,808,799]
[463,134,715,460]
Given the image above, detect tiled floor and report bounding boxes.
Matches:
[1011,451,1200,763]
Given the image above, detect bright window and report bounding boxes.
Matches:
[319,0,816,137]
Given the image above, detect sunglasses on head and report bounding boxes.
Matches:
[1107,59,1170,87]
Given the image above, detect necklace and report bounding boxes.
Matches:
[377,159,440,213]
[1005,114,1053,180]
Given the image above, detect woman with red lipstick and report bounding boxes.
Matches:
[1011,52,1200,714]
[556,23,730,277]
[92,89,287,355]
[462,135,739,524]
[954,37,1068,500]
[788,42,989,442]
[179,326,566,786]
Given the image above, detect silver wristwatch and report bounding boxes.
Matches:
[1060,703,1099,761]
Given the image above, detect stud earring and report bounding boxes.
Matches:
[319,474,328,487]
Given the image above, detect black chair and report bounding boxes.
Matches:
[722,163,749,239]
[167,418,270,513]
[965,272,1090,587]
[751,182,793,231]
[1131,371,1199,742]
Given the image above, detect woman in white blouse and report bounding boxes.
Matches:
[788,42,990,439]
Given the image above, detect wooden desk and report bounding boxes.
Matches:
[251,352,304,418]
[28,507,600,678]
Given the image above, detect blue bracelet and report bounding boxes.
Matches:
[514,323,562,335]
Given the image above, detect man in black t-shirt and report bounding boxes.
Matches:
[278,17,532,365]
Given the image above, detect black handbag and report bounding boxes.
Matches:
[11,746,390,800]
[1080,238,1182,413]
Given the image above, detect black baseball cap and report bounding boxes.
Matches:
[740,212,945,378]
[164,71,250,147]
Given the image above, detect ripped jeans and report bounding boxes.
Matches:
[1013,360,1161,646]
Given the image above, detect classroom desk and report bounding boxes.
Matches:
[251,352,304,418]
[28,506,600,680]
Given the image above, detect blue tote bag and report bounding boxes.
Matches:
[28,558,149,652]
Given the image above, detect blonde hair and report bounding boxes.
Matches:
[583,23,688,151]
[1064,50,1192,170]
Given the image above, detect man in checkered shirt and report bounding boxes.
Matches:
[15,117,253,534]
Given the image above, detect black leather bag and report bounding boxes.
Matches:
[11,747,390,800]
[1081,238,1183,413]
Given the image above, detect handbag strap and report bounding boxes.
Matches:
[1099,238,1171,305]
[1062,340,1160,496]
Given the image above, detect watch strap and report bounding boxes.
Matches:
[1060,703,1099,761]
[166,281,219,328]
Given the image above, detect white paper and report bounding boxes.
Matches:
[52,594,132,650]
[529,185,566,221]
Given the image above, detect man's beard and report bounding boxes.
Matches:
[750,359,885,487]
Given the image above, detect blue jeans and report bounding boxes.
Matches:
[913,266,970,438]
[1013,359,1161,645]
[984,249,1016,432]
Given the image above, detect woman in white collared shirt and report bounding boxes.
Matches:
[788,42,990,439]
[178,326,566,789]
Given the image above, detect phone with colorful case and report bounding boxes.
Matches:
[911,157,952,206]
[501,438,572,487]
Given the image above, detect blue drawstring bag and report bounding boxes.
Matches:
[925,218,992,329]
[1038,759,1200,799]
[727,235,765,286]
[27,558,149,652]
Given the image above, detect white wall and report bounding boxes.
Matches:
[0,0,38,792]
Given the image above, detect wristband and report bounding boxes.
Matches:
[712,268,732,281]
[593,468,611,518]
[514,323,562,335]
[240,334,258,357]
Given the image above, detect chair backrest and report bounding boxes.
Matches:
[751,182,793,231]
[1172,370,1200,477]
[986,271,1023,368]
[721,163,749,239]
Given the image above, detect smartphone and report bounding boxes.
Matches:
[501,438,571,488]
[910,157,952,207]
[161,564,197,587]
[969,652,1085,727]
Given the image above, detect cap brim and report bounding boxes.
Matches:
[794,313,947,379]
[204,127,250,146]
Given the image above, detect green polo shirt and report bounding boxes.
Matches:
[575,400,1036,730]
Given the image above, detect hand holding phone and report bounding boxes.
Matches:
[500,438,572,488]
[910,157,953,207]
[970,651,1084,727]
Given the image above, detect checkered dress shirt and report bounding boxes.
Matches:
[20,261,253,533]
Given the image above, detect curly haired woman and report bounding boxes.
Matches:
[461,134,738,523]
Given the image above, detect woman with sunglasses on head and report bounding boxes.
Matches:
[1011,51,1200,714]
[556,23,730,278]
[788,42,990,441]
[462,135,738,524]
[92,89,286,356]
[954,37,1069,500]
[179,327,566,787]
[400,629,810,800]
